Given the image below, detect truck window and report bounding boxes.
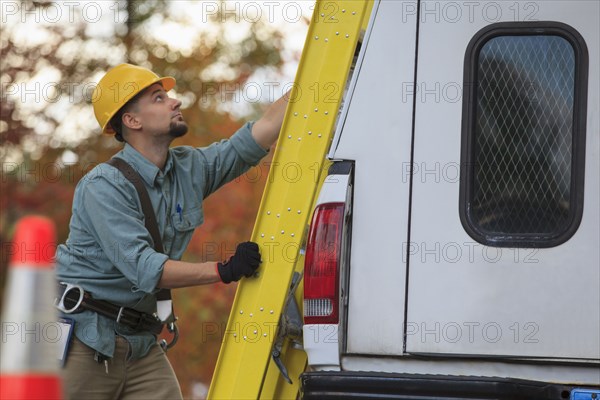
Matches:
[460,23,588,248]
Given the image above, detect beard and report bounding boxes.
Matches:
[168,120,188,138]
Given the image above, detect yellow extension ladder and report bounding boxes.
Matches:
[208,1,372,398]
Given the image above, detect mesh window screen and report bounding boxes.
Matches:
[462,25,587,247]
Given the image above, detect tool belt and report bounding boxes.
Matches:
[56,282,164,335]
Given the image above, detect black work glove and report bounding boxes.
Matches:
[217,242,261,284]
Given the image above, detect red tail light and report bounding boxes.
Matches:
[304,202,345,324]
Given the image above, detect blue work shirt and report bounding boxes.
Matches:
[56,122,267,360]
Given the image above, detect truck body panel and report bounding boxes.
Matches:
[301,0,600,395]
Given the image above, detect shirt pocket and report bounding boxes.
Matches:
[169,205,204,258]
[172,206,204,232]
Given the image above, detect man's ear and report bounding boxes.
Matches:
[122,112,142,131]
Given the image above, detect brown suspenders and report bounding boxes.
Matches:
[105,158,174,319]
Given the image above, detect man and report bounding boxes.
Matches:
[55,63,288,399]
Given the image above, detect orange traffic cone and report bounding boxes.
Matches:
[1,216,62,400]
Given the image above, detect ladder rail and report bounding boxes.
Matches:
[208,1,372,398]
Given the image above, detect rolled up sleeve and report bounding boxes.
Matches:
[190,122,269,197]
[229,122,270,165]
[135,247,169,293]
[80,171,167,294]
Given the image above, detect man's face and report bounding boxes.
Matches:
[132,83,188,139]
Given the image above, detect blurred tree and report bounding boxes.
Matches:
[1,0,292,397]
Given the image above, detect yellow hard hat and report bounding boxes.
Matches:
[92,63,176,134]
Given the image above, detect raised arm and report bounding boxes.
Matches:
[251,92,290,150]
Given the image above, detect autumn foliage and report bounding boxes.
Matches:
[1,1,304,397]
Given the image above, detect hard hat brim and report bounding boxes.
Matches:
[102,76,177,134]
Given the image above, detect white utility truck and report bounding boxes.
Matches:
[300,1,599,398]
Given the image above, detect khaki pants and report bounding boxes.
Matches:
[62,336,183,400]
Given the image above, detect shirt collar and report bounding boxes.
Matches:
[120,143,174,187]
